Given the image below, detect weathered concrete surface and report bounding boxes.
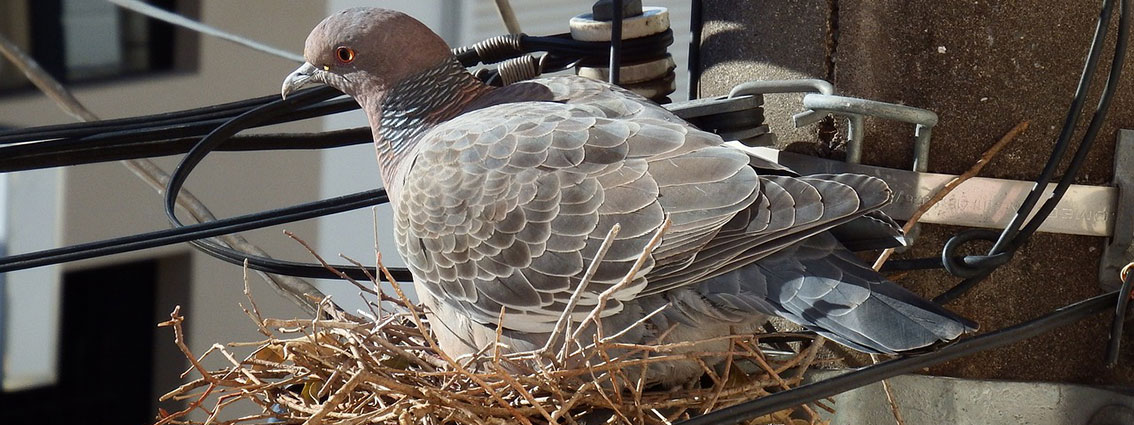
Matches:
[700,1,1134,385]
[805,371,1134,425]
[699,0,830,144]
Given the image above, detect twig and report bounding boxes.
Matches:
[864,122,1027,425]
[285,230,377,296]
[375,253,536,425]
[744,341,820,422]
[305,371,364,425]
[871,354,907,425]
[241,259,273,337]
[570,219,672,344]
[538,223,620,358]
[873,121,1029,270]
[703,339,736,413]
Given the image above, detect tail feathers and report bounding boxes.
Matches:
[699,231,976,354]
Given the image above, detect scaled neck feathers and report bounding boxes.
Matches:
[371,57,489,195]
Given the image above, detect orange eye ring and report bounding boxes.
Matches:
[335,46,355,64]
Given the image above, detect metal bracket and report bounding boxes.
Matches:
[711,80,939,172]
[1099,129,1134,291]
[800,94,938,172]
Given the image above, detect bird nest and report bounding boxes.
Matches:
[155,229,832,425]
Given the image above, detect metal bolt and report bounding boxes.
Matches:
[592,0,644,21]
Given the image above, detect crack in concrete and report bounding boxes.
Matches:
[825,0,840,82]
[818,0,841,153]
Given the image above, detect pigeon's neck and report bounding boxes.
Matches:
[372,58,489,194]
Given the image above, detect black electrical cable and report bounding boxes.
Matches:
[0,90,360,164]
[675,290,1120,425]
[156,85,423,281]
[0,128,373,172]
[0,188,398,277]
[524,31,674,63]
[1011,4,1128,247]
[933,0,1127,303]
[1106,267,1134,366]
[0,91,279,144]
[610,0,623,85]
[688,0,703,99]
[940,229,1012,278]
[989,0,1116,253]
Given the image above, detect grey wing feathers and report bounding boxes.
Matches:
[643,172,894,294]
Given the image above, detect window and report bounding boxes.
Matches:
[0,0,199,91]
[0,256,190,424]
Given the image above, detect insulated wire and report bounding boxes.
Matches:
[933,0,1127,304]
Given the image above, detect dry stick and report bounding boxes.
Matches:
[703,339,736,414]
[0,35,327,315]
[539,223,621,360]
[241,259,274,337]
[865,353,907,425]
[284,230,378,296]
[872,120,1030,270]
[742,341,820,421]
[305,371,365,425]
[491,363,557,424]
[337,253,388,319]
[156,307,222,425]
[600,302,670,344]
[570,219,672,344]
[791,335,833,414]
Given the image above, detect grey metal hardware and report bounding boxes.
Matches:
[802,94,939,172]
[664,88,769,144]
[1099,129,1134,290]
[729,79,833,143]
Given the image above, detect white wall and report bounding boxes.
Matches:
[0,169,62,391]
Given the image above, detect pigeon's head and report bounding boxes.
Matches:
[281,8,453,102]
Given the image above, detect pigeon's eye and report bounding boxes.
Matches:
[335,46,355,64]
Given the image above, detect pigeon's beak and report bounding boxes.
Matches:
[281,62,320,99]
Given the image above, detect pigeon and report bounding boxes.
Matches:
[282,7,976,384]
